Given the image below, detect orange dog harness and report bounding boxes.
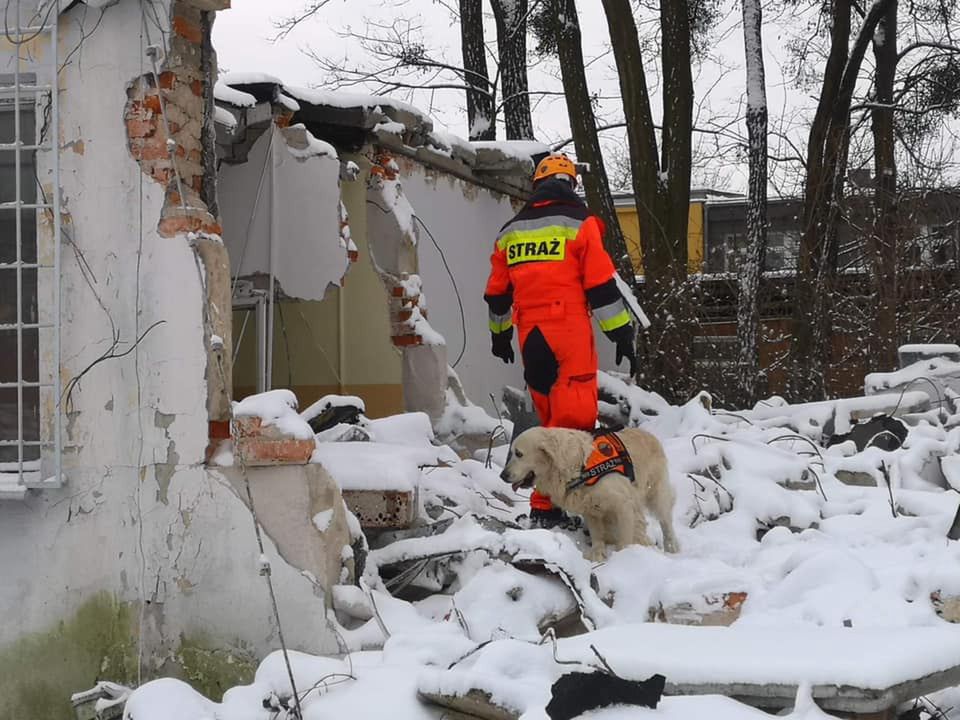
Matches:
[567,431,635,491]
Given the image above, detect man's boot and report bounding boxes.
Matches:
[529,507,567,529]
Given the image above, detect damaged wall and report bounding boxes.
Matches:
[0,1,346,713]
[220,127,404,416]
[219,124,347,302]
[395,156,524,407]
[398,156,620,404]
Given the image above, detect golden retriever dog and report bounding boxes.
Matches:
[501,426,679,561]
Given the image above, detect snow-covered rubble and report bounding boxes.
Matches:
[123,377,960,719]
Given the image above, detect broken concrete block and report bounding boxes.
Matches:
[650,592,748,627]
[233,415,315,466]
[342,488,415,529]
[419,688,519,720]
[932,591,960,623]
[836,469,877,487]
[779,469,817,491]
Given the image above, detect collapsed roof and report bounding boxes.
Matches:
[214,72,548,199]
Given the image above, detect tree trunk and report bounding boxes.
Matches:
[551,0,633,286]
[790,0,894,401]
[599,0,695,402]
[459,0,496,140]
[869,0,899,373]
[649,0,696,403]
[737,0,768,407]
[492,0,535,140]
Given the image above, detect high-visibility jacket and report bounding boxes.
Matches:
[485,180,632,513]
[483,180,631,344]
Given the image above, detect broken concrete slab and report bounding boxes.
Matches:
[418,688,519,720]
[558,624,960,716]
[218,463,353,594]
[836,469,878,487]
[649,592,749,627]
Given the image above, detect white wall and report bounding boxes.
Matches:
[220,125,346,301]
[0,0,340,675]
[399,160,620,411]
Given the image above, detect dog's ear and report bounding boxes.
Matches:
[542,429,589,474]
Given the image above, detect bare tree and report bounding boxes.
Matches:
[788,0,896,401]
[599,0,696,402]
[736,0,769,405]
[533,0,635,289]
[867,0,899,372]
[491,0,535,140]
[460,0,496,140]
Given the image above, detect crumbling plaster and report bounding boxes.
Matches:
[219,123,347,302]
[0,0,343,700]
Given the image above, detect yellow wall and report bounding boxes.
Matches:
[615,201,704,275]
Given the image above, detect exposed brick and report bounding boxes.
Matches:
[209,420,231,440]
[151,167,173,185]
[348,250,359,262]
[143,94,163,113]
[188,149,202,163]
[158,71,177,90]
[140,138,172,161]
[233,416,315,466]
[172,14,203,44]
[392,334,423,347]
[168,121,181,134]
[191,175,203,192]
[396,309,413,322]
[275,112,293,129]
[126,119,156,138]
[190,78,203,97]
[391,286,405,297]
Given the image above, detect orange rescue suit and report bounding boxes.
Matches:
[484,179,632,511]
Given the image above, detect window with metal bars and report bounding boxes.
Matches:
[0,5,63,497]
[0,98,39,473]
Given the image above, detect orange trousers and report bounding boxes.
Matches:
[517,301,599,511]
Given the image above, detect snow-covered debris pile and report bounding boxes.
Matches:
[118,375,960,719]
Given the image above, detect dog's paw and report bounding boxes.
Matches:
[586,545,607,563]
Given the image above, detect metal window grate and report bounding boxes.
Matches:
[0,0,62,500]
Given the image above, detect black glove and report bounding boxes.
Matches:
[608,325,637,376]
[491,329,515,364]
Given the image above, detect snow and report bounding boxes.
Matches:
[214,106,238,130]
[278,92,301,112]
[313,509,334,532]
[866,357,960,394]
[283,124,338,161]
[118,375,960,719]
[470,139,550,161]
[427,129,476,160]
[900,343,960,356]
[214,80,257,108]
[220,71,284,86]
[374,120,406,136]
[558,624,960,689]
[233,389,315,440]
[283,85,429,122]
[311,442,458,492]
[301,394,366,423]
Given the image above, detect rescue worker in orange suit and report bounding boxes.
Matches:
[484,154,637,527]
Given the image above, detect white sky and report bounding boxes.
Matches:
[212,0,817,194]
